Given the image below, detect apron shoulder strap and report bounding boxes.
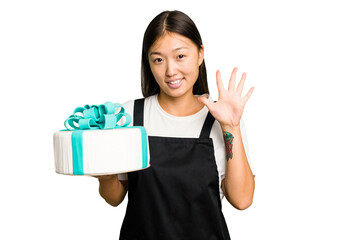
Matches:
[199,111,215,139]
[133,98,145,126]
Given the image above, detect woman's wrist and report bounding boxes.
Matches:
[221,124,241,134]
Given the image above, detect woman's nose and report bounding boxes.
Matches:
[166,60,177,77]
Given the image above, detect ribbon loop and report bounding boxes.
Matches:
[64,101,131,130]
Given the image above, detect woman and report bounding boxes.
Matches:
[97,10,255,239]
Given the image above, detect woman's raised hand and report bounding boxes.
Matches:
[198,67,254,128]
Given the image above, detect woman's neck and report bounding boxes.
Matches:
[157,91,205,117]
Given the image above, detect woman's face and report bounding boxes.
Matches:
[148,32,204,99]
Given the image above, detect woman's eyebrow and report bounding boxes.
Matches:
[149,47,189,56]
[149,51,161,56]
[173,47,188,51]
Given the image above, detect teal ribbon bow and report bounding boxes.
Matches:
[64,101,131,130]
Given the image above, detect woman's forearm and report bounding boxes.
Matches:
[221,124,255,210]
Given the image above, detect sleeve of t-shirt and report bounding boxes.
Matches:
[117,99,135,181]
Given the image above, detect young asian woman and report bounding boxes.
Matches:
[96,10,255,240]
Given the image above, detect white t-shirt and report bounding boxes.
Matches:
[117,93,254,200]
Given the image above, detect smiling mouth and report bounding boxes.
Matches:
[167,78,184,89]
[168,79,182,84]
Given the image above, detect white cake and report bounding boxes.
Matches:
[53,126,150,175]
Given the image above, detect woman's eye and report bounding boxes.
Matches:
[178,54,185,59]
[154,58,162,63]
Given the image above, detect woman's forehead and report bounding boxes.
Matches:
[150,32,196,52]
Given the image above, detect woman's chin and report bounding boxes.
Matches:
[160,88,192,99]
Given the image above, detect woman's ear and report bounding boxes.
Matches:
[198,45,205,66]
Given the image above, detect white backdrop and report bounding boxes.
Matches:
[1,0,359,239]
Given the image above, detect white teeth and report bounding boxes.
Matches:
[169,79,182,84]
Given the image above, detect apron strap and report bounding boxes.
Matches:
[133,98,145,126]
[199,111,215,139]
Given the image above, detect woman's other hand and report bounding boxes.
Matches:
[198,67,254,128]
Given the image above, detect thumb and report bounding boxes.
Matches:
[197,96,215,112]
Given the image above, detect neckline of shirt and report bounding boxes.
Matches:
[153,93,210,120]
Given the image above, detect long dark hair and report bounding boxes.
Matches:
[141,10,209,97]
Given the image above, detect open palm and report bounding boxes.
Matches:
[198,68,254,128]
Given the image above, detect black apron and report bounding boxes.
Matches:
[119,98,231,240]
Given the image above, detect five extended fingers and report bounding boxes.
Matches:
[217,67,254,101]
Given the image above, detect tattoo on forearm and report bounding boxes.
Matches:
[223,131,234,161]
